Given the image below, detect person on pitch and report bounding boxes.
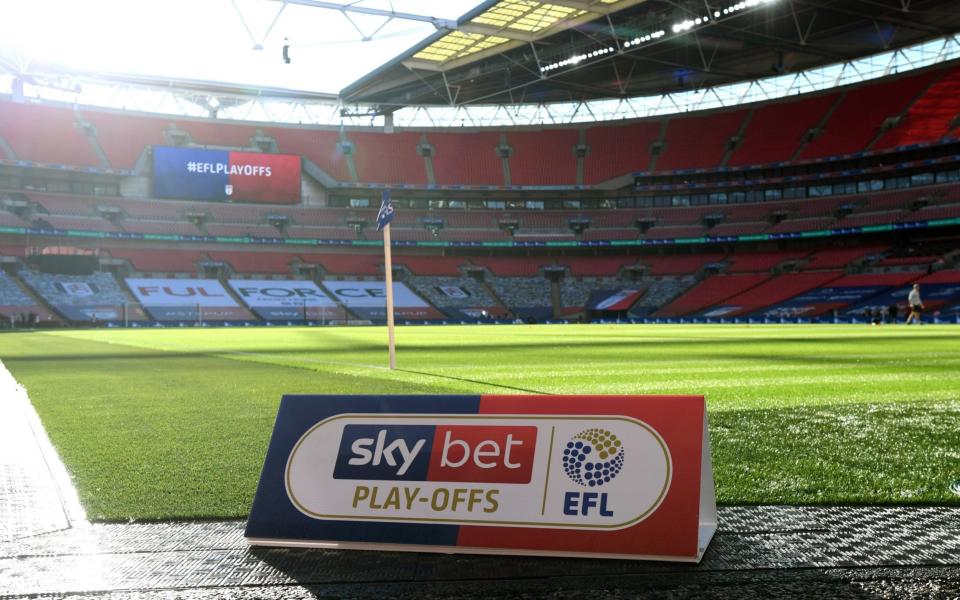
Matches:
[905,283,924,324]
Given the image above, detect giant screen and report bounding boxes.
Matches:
[152,146,301,204]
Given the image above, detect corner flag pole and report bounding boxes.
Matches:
[377,189,397,370]
[383,222,396,370]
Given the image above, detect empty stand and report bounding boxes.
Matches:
[302,253,381,275]
[263,126,350,180]
[723,271,844,316]
[507,130,577,186]
[642,254,723,276]
[109,248,203,272]
[207,251,298,274]
[0,100,101,167]
[798,71,937,160]
[583,121,660,183]
[428,131,503,186]
[803,247,885,270]
[174,119,254,147]
[655,273,770,317]
[728,93,838,166]
[83,109,167,170]
[726,251,810,273]
[875,66,960,150]
[655,110,748,172]
[349,131,427,184]
[394,256,464,276]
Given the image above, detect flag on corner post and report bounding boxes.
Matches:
[376,189,395,231]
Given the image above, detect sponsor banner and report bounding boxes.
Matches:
[588,290,643,311]
[143,306,252,322]
[56,305,148,322]
[153,146,300,204]
[321,280,429,308]
[228,280,337,308]
[246,394,716,562]
[701,306,740,318]
[758,285,896,318]
[445,307,499,320]
[126,278,239,307]
[350,306,446,321]
[437,286,470,299]
[251,306,348,321]
[843,282,960,315]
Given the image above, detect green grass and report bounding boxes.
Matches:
[2,324,958,521]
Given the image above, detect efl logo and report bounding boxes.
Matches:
[333,424,537,483]
[562,429,625,488]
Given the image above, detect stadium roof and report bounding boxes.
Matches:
[341,0,960,108]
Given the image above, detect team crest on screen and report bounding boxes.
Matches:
[562,429,625,487]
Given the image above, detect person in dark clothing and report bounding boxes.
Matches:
[888,303,899,324]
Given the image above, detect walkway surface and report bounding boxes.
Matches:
[1,362,958,599]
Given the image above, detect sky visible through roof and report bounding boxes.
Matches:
[0,0,485,94]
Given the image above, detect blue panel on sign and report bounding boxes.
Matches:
[244,395,480,546]
[333,424,435,481]
[153,146,229,201]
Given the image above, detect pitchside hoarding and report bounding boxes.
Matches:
[227,279,345,321]
[125,278,252,321]
[246,394,716,562]
[153,146,301,204]
[321,280,444,320]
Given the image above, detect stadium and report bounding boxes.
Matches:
[0,0,958,597]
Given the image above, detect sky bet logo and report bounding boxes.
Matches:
[333,424,537,484]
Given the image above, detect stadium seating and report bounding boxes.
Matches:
[655,110,748,172]
[583,121,660,183]
[302,253,381,275]
[727,93,839,166]
[349,132,427,185]
[206,251,299,274]
[82,109,167,169]
[725,251,810,273]
[394,256,464,276]
[174,119,254,148]
[506,130,577,186]
[263,126,351,181]
[406,276,499,312]
[641,254,723,276]
[721,271,844,316]
[874,65,960,150]
[802,247,885,270]
[109,248,204,273]
[0,271,54,322]
[428,131,503,186]
[0,100,101,167]
[655,273,770,317]
[19,270,145,322]
[798,71,937,160]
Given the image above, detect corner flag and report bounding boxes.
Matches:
[376,189,395,231]
[378,189,397,369]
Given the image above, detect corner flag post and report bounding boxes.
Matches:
[377,190,397,369]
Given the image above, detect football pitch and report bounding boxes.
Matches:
[2,324,958,522]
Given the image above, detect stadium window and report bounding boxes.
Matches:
[563,200,581,209]
[764,189,782,201]
[349,198,370,208]
[616,198,636,209]
[783,187,805,199]
[448,200,466,209]
[910,172,934,186]
[807,185,831,197]
[708,192,728,204]
[936,169,959,183]
[672,195,691,206]
[485,200,506,209]
[729,191,746,203]
[525,201,544,210]
[654,196,672,207]
[746,190,764,203]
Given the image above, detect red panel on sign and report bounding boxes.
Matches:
[228,151,301,204]
[457,395,705,558]
[426,425,537,484]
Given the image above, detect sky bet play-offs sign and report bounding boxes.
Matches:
[152,146,300,204]
[246,395,717,561]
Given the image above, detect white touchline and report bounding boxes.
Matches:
[0,359,88,528]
